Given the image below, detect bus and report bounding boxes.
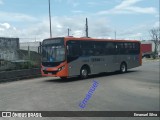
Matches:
[41,37,142,79]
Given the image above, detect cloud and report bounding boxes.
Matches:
[0,22,18,38]
[0,11,37,22]
[0,15,155,42]
[126,32,142,40]
[115,0,142,9]
[97,0,157,15]
[0,16,112,41]
[115,22,157,40]
[124,6,157,14]
[0,15,152,41]
[154,21,159,28]
[0,23,11,29]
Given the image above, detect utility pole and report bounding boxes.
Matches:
[86,18,88,37]
[115,31,116,40]
[48,0,52,38]
[67,28,71,36]
[28,46,31,68]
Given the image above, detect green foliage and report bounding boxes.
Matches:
[151,52,158,59]
[16,61,40,69]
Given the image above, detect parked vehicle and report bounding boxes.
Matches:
[141,43,152,58]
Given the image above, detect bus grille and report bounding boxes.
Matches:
[43,70,57,75]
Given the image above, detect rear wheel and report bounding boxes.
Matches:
[80,67,88,79]
[120,62,127,73]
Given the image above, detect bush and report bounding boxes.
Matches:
[151,52,158,59]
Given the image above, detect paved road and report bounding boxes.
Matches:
[0,60,159,120]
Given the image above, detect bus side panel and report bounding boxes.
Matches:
[119,54,141,69]
[106,54,141,72]
[105,55,118,72]
[67,54,141,77]
[68,57,83,76]
[89,56,106,74]
[68,56,108,76]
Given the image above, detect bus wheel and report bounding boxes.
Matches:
[60,77,67,80]
[80,67,88,79]
[120,62,127,73]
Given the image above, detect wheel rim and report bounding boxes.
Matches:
[121,64,126,72]
[81,69,88,78]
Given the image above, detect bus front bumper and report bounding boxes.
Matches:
[41,66,68,77]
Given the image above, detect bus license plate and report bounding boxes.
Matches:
[48,72,52,75]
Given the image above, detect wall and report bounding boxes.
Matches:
[0,37,20,71]
[0,37,19,61]
[0,68,41,83]
[0,37,19,49]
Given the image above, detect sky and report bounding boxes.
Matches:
[0,0,159,42]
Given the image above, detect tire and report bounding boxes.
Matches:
[80,67,88,79]
[60,77,67,80]
[120,62,127,73]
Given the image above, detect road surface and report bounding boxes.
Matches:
[0,60,159,120]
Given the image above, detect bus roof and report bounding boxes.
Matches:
[44,36,140,43]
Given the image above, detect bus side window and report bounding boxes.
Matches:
[124,43,129,54]
[94,41,106,56]
[67,41,81,57]
[117,42,124,54]
[135,43,140,54]
[106,42,116,55]
[123,42,139,55]
[81,41,94,56]
[82,50,86,56]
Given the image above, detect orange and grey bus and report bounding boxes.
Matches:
[41,37,142,79]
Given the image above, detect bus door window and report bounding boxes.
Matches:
[67,41,80,57]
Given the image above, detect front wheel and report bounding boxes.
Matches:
[120,63,127,73]
[60,77,67,80]
[80,67,88,79]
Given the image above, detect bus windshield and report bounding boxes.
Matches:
[42,38,65,62]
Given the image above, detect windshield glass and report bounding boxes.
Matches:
[42,38,65,62]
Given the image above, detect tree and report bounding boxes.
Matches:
[149,28,160,58]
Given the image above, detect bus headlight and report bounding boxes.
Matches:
[42,67,46,70]
[58,66,65,71]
